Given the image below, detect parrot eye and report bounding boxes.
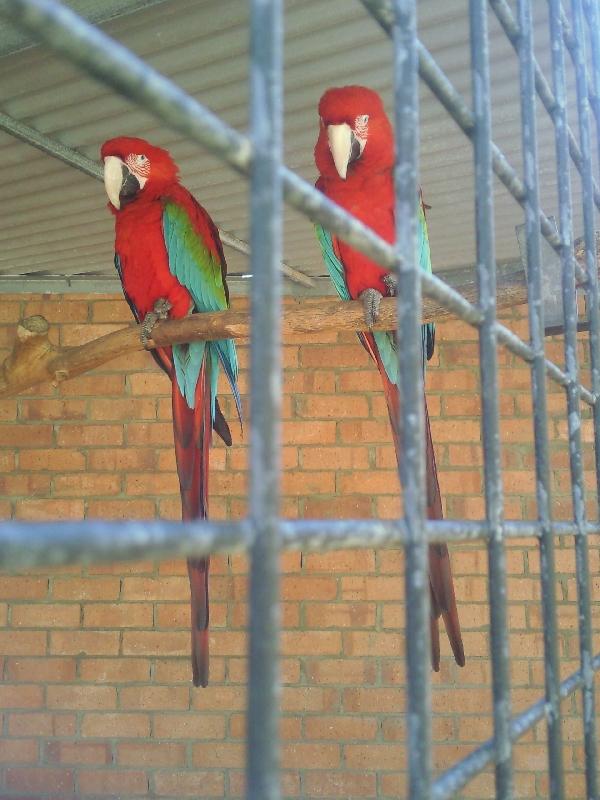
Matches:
[355,114,369,129]
[135,154,148,164]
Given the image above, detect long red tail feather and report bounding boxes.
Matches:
[171,354,213,687]
[362,333,465,670]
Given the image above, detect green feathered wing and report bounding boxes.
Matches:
[162,201,242,419]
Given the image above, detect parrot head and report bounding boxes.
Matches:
[314,85,394,181]
[100,136,179,210]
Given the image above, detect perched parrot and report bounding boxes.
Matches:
[101,136,242,687]
[314,86,464,670]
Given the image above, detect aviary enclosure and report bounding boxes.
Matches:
[0,0,599,798]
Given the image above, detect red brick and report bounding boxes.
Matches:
[15,498,84,520]
[345,743,404,770]
[281,687,339,713]
[84,602,153,628]
[8,712,76,737]
[120,685,189,710]
[79,657,150,683]
[304,715,377,741]
[20,399,87,421]
[121,631,189,657]
[0,473,51,496]
[118,741,186,767]
[303,770,377,797]
[49,630,119,656]
[46,740,111,765]
[47,684,116,710]
[78,769,148,795]
[1,423,53,447]
[87,447,156,471]
[153,712,226,739]
[6,767,74,794]
[0,738,38,763]
[81,711,150,738]
[52,473,122,496]
[192,742,244,768]
[282,576,337,600]
[18,448,86,471]
[61,373,126,396]
[0,630,47,655]
[306,658,375,685]
[6,657,76,682]
[11,603,80,628]
[0,576,48,599]
[56,423,123,447]
[153,770,225,797]
[282,742,341,769]
[51,577,120,600]
[302,494,373,518]
[87,498,156,518]
[305,602,376,629]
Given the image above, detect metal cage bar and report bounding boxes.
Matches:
[516,1,565,796]
[490,0,600,212]
[0,0,599,798]
[566,0,600,793]
[469,2,513,796]
[391,1,432,796]
[548,2,599,796]
[246,0,283,797]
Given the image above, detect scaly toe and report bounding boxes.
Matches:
[382,273,398,296]
[153,298,172,319]
[359,287,383,329]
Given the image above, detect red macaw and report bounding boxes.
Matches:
[314,86,464,670]
[101,136,241,687]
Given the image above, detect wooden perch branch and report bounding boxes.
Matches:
[0,243,595,399]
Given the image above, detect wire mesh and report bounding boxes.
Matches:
[0,0,598,797]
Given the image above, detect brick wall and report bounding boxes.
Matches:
[0,293,598,799]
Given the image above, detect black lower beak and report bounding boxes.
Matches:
[119,166,140,206]
[349,131,362,165]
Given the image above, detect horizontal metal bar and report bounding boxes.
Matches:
[432,651,600,800]
[0,517,599,572]
[489,0,600,211]
[1,0,596,410]
[0,108,315,289]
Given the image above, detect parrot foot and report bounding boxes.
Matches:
[140,298,172,348]
[359,287,383,328]
[382,272,398,296]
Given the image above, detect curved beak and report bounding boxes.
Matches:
[327,123,361,180]
[103,155,141,210]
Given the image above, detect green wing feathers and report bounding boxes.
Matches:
[163,202,241,420]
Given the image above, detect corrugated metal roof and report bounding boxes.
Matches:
[0,0,591,294]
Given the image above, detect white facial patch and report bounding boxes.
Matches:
[125,153,150,189]
[354,114,369,154]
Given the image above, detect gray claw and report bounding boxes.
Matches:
[359,287,383,329]
[140,298,172,348]
[382,273,398,296]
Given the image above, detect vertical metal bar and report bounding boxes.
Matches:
[574,0,600,503]
[568,1,600,794]
[391,2,431,797]
[470,2,513,797]
[516,2,565,796]
[246,0,283,798]
[548,4,598,799]
[583,0,600,164]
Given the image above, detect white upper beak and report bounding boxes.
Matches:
[327,123,353,180]
[103,155,124,210]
